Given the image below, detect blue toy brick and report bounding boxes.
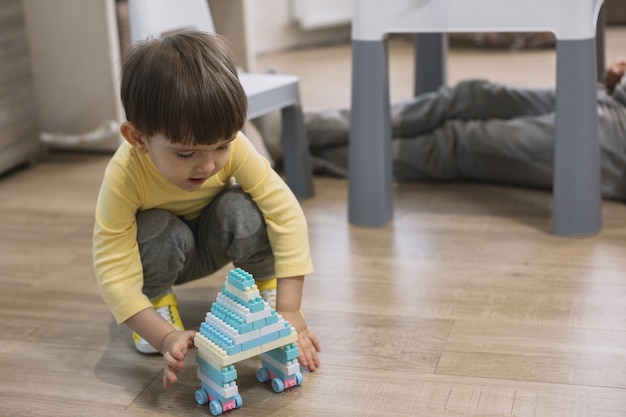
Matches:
[260,353,302,381]
[264,310,279,325]
[224,344,241,355]
[240,337,258,352]
[263,348,282,364]
[227,268,255,291]
[211,303,244,326]
[197,369,240,399]
[199,322,242,355]
[252,317,267,330]
[221,285,243,304]
[282,344,299,361]
[211,304,254,334]
[260,319,286,336]
[237,322,254,334]
[240,327,288,352]
[221,286,265,313]
[264,344,299,364]
[247,298,265,313]
[196,355,238,384]
[260,360,288,381]
[216,293,270,323]
[205,313,260,345]
[278,322,292,337]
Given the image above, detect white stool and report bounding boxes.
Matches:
[128,0,314,198]
[348,0,604,236]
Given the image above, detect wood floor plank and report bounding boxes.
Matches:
[0,396,125,417]
[0,340,162,410]
[437,320,626,388]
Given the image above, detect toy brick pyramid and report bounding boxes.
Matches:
[194,268,303,416]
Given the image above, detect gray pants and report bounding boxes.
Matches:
[306,80,626,200]
[136,186,275,299]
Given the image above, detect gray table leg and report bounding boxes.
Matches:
[414,33,447,96]
[552,38,602,236]
[348,40,393,226]
[281,104,315,199]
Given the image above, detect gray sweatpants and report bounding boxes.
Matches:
[136,186,275,299]
[306,80,626,200]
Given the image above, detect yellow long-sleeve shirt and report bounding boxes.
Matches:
[93,132,313,324]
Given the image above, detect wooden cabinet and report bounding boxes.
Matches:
[0,0,40,175]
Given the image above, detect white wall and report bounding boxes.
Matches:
[22,0,124,151]
[246,0,350,60]
[291,0,352,30]
[209,0,351,71]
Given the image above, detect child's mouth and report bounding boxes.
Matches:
[188,178,206,185]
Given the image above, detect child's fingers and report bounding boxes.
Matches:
[305,341,320,368]
[162,350,186,389]
[296,341,311,370]
[301,329,321,355]
[163,351,184,370]
[163,368,178,389]
[297,332,320,371]
[307,330,321,353]
[300,346,317,371]
[166,331,195,357]
[181,330,196,347]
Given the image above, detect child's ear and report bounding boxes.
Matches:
[120,121,149,154]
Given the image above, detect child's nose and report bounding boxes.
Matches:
[198,157,215,173]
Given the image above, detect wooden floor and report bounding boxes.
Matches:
[2,27,626,416]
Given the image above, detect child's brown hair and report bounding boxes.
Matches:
[120,31,247,145]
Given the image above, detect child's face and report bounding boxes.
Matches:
[143,133,234,191]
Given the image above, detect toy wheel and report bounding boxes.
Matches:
[209,400,223,416]
[256,367,269,383]
[295,372,303,386]
[234,394,243,408]
[271,378,285,393]
[195,389,209,405]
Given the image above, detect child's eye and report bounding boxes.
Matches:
[176,152,195,160]
[218,143,231,151]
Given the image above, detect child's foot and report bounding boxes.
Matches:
[256,278,277,309]
[132,292,184,354]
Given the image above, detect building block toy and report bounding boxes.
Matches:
[194,268,303,415]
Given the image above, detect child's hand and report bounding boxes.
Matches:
[279,310,321,372]
[160,329,196,388]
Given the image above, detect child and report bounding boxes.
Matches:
[92,31,320,388]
